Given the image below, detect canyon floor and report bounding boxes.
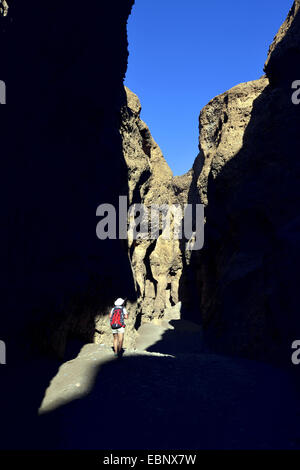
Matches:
[29,305,300,450]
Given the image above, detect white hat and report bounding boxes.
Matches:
[114,298,125,306]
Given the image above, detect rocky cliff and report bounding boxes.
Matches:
[0,0,135,361]
[0,0,8,16]
[264,0,300,87]
[0,0,299,451]
[1,0,299,366]
[121,87,183,321]
[125,1,300,364]
[187,0,300,363]
[0,1,142,450]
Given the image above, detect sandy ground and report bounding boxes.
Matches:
[34,306,300,450]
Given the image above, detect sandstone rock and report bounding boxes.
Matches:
[0,0,8,16]
[179,2,300,363]
[196,78,269,206]
[123,1,300,363]
[264,1,300,86]
[120,87,184,322]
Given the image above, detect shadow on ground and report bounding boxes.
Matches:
[146,319,204,355]
[38,350,300,450]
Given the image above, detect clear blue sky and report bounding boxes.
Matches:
[125,0,293,176]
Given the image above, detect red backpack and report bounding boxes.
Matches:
[110,307,126,329]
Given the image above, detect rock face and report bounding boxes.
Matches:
[195,78,269,207]
[0,0,299,451]
[264,0,300,87]
[0,2,142,450]
[120,1,300,364]
[179,1,300,363]
[1,0,299,368]
[0,0,136,361]
[120,87,185,322]
[0,1,8,16]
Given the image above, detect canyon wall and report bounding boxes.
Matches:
[0,0,136,361]
[180,0,300,362]
[94,85,201,347]
[0,1,8,16]
[124,1,300,364]
[1,0,299,366]
[0,1,141,450]
[121,87,183,322]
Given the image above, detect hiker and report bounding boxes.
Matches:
[110,298,128,357]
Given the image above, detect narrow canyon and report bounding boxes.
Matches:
[0,0,300,450]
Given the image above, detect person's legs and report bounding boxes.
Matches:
[113,333,119,354]
[117,333,124,354]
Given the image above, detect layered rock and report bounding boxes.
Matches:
[195,78,269,206]
[121,1,300,364]
[121,87,185,322]
[1,0,298,368]
[179,1,300,363]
